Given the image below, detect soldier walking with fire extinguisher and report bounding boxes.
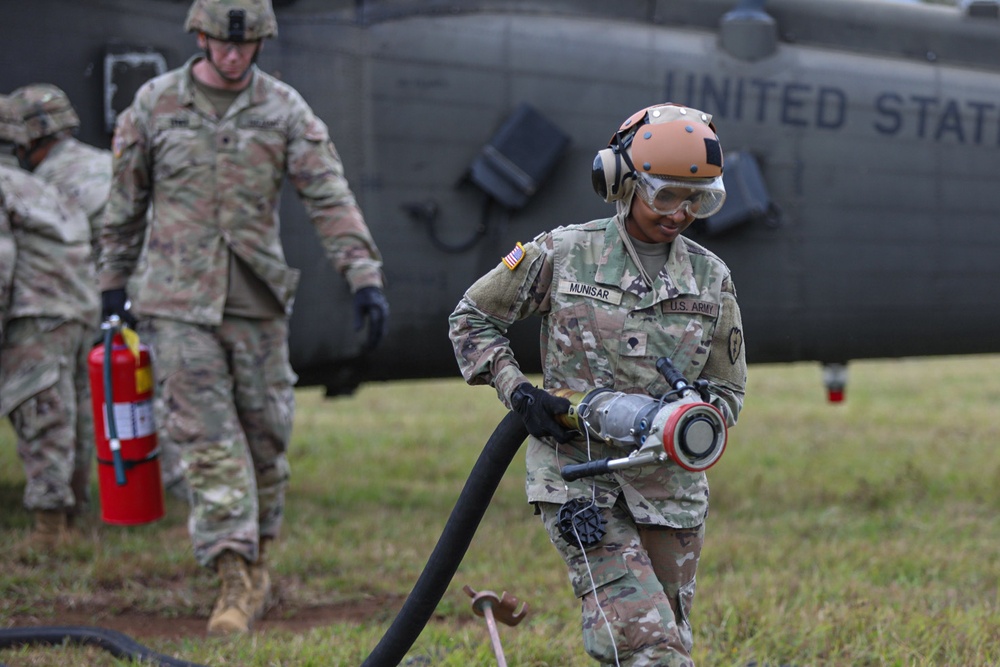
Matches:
[98,0,389,636]
[449,103,747,666]
[0,95,100,555]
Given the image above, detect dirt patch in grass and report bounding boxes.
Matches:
[4,592,408,640]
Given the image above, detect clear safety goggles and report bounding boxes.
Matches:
[206,36,262,55]
[633,172,727,219]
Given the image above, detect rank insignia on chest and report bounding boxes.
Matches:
[502,242,525,270]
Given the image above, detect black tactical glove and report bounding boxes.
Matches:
[101,288,137,328]
[352,286,390,352]
[510,382,575,443]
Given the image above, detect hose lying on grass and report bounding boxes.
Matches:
[0,625,208,667]
[0,412,528,667]
[361,411,529,667]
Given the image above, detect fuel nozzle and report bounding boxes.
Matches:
[656,356,710,401]
[557,358,728,481]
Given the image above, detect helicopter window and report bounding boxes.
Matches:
[103,45,168,134]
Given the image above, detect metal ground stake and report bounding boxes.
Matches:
[463,585,529,667]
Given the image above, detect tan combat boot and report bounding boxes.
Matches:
[16,510,70,558]
[207,550,254,635]
[248,537,274,622]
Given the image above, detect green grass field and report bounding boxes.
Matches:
[1,355,999,666]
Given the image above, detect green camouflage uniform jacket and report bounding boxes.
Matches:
[98,56,383,324]
[35,137,112,237]
[449,215,747,528]
[0,154,99,414]
[0,164,13,342]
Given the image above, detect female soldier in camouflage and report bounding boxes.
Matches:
[449,103,747,666]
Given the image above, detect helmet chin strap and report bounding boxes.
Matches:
[18,138,53,172]
[202,41,261,84]
[615,191,659,288]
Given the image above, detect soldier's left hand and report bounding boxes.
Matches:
[101,288,138,328]
[352,286,389,352]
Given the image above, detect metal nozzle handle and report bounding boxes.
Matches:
[560,458,611,481]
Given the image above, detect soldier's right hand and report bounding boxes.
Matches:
[352,286,390,352]
[101,288,138,328]
[510,382,575,443]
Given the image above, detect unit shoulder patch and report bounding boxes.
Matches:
[728,327,743,365]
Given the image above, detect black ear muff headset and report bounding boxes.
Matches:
[591,118,642,204]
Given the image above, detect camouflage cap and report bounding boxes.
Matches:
[0,95,30,147]
[10,83,80,141]
[185,0,278,41]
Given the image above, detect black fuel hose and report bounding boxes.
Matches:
[361,410,529,667]
[0,625,207,667]
[0,412,527,667]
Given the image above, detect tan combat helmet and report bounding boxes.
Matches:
[185,0,278,41]
[10,83,80,142]
[0,95,30,148]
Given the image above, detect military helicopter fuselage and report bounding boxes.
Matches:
[4,0,1000,396]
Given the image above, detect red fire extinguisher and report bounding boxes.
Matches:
[87,317,165,525]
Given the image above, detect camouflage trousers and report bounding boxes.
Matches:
[152,389,188,499]
[1,318,94,513]
[539,499,705,667]
[141,316,296,567]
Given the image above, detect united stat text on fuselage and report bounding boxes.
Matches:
[665,70,1000,146]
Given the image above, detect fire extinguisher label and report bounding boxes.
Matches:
[104,399,156,440]
[135,366,153,395]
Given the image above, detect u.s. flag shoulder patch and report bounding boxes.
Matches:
[502,242,526,270]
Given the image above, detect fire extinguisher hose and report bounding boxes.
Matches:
[102,323,128,486]
[0,625,208,667]
[361,410,528,667]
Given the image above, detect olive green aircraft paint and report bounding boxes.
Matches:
[4,0,998,395]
